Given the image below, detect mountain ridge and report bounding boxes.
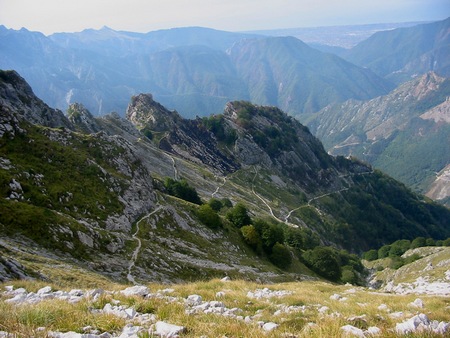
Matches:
[306,72,450,205]
[1,70,449,285]
[342,18,450,84]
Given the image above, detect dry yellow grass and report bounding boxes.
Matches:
[1,278,449,337]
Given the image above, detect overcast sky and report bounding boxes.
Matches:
[0,0,449,35]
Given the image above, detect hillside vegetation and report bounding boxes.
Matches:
[1,70,449,290]
[306,72,450,206]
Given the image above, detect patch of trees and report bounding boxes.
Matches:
[163,177,234,230]
[226,203,291,268]
[164,178,202,205]
[201,115,237,145]
[161,179,367,282]
[302,246,364,284]
[229,202,365,283]
[363,236,450,269]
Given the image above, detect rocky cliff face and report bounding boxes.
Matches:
[67,102,101,134]
[0,70,73,131]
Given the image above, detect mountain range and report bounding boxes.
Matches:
[0,24,392,117]
[1,18,449,120]
[1,70,449,284]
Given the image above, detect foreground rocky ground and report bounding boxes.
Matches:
[1,277,449,338]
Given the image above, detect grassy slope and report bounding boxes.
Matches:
[1,276,449,337]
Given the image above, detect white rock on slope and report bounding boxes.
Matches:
[395,313,449,335]
[152,321,185,337]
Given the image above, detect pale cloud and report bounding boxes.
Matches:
[0,0,448,35]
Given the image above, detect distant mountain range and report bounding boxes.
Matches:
[1,19,448,119]
[0,24,392,117]
[306,72,450,206]
[248,21,428,49]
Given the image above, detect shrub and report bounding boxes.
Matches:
[426,238,436,246]
[404,253,421,265]
[164,178,202,205]
[378,245,391,258]
[410,237,427,249]
[390,257,405,269]
[260,222,285,253]
[270,243,292,269]
[363,249,378,261]
[302,246,341,282]
[285,227,304,251]
[226,203,251,228]
[220,198,233,209]
[207,198,223,212]
[241,225,262,253]
[389,239,411,257]
[341,266,358,284]
[197,204,222,229]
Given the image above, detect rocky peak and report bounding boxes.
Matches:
[0,70,73,130]
[67,103,101,134]
[126,93,181,132]
[411,72,445,100]
[222,101,341,191]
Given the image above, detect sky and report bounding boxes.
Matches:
[0,0,449,35]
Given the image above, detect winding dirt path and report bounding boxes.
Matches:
[251,167,286,224]
[211,176,227,198]
[250,165,372,226]
[159,132,179,180]
[127,206,162,284]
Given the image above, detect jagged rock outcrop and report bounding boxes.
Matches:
[126,93,181,132]
[0,70,73,130]
[222,101,345,192]
[67,103,101,134]
[126,93,240,174]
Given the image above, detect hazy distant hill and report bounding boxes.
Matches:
[306,72,450,205]
[249,21,426,49]
[50,26,260,57]
[229,36,390,116]
[0,25,391,117]
[342,18,450,84]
